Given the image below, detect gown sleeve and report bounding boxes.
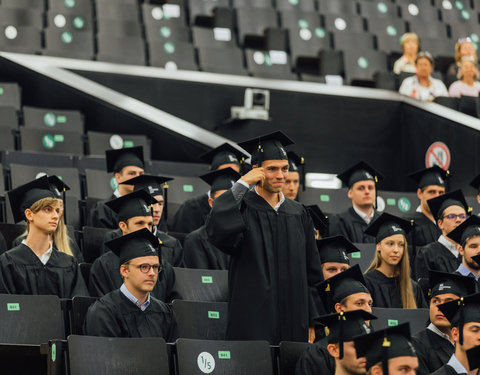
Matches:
[83,299,123,337]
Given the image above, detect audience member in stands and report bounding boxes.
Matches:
[469,173,480,214]
[363,213,426,308]
[283,151,303,200]
[306,205,328,240]
[0,176,88,298]
[432,293,480,375]
[12,176,83,261]
[413,271,476,375]
[393,33,419,75]
[407,166,448,248]
[448,56,480,98]
[316,236,359,280]
[329,161,382,243]
[84,228,178,339]
[89,146,145,229]
[354,324,418,375]
[206,131,323,344]
[183,168,240,270]
[170,143,247,234]
[399,51,448,101]
[448,216,480,283]
[415,190,469,281]
[113,175,183,267]
[447,37,478,77]
[89,190,179,302]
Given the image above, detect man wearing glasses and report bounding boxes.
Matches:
[415,190,470,282]
[84,228,178,339]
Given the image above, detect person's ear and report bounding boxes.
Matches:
[347,189,353,199]
[119,221,128,235]
[417,188,423,200]
[120,264,129,279]
[326,344,339,359]
[24,209,34,222]
[371,364,383,375]
[208,197,214,208]
[114,172,122,183]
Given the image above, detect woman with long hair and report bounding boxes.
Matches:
[363,213,426,308]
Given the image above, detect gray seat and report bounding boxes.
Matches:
[19,127,84,155]
[86,131,151,159]
[23,106,84,133]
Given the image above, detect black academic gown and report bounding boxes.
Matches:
[364,269,427,308]
[294,338,335,375]
[412,328,454,375]
[170,193,211,234]
[102,228,184,267]
[415,241,461,281]
[0,232,7,256]
[183,225,230,270]
[88,194,118,229]
[431,364,459,375]
[88,251,180,302]
[0,244,89,298]
[328,207,379,243]
[83,289,178,340]
[407,211,441,248]
[206,190,324,344]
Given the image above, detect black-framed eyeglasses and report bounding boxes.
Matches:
[128,263,162,274]
[443,213,467,220]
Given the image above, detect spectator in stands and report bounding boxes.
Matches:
[115,175,183,267]
[0,176,88,298]
[316,236,359,280]
[89,190,179,303]
[170,143,247,234]
[283,151,303,200]
[12,176,83,261]
[206,131,324,344]
[306,205,328,240]
[412,271,476,375]
[399,51,448,101]
[329,161,383,243]
[448,216,480,283]
[89,146,145,229]
[432,293,480,375]
[393,33,419,75]
[447,37,478,78]
[183,168,239,270]
[407,166,448,248]
[415,190,469,281]
[448,57,480,98]
[363,213,426,308]
[354,324,418,375]
[84,228,178,339]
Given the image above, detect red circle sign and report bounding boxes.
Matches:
[425,142,451,170]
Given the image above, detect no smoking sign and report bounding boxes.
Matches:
[425,142,451,170]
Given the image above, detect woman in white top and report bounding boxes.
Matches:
[448,56,480,97]
[393,33,419,75]
[399,51,448,101]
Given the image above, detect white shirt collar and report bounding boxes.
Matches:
[22,239,53,265]
[447,353,469,374]
[438,235,459,257]
[353,205,374,224]
[113,189,121,198]
[427,323,454,345]
[254,186,285,212]
[416,205,422,213]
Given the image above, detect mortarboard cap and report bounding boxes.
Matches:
[364,213,414,244]
[105,228,160,265]
[448,215,480,247]
[354,323,416,373]
[316,309,376,359]
[120,174,173,196]
[47,175,70,198]
[437,292,480,345]
[428,270,477,299]
[337,161,383,188]
[237,131,294,166]
[105,146,144,173]
[316,235,359,265]
[287,151,303,173]
[200,143,248,171]
[105,189,157,222]
[8,176,56,223]
[306,205,328,234]
[318,265,370,313]
[408,166,450,189]
[200,167,241,196]
[467,345,480,371]
[469,173,480,193]
[427,189,471,222]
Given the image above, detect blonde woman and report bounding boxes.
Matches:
[363,213,427,308]
[393,33,419,75]
[447,37,478,76]
[448,56,480,97]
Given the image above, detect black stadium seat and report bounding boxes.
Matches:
[0,25,42,54]
[236,7,279,45]
[173,267,229,302]
[83,169,115,199]
[333,31,375,50]
[188,0,230,24]
[276,0,316,11]
[96,35,147,65]
[48,0,93,14]
[46,11,94,32]
[278,341,311,375]
[0,8,44,29]
[371,307,429,335]
[324,14,365,33]
[343,49,389,84]
[233,0,273,8]
[358,0,399,18]
[19,127,84,155]
[349,243,376,272]
[23,106,84,133]
[81,226,110,263]
[0,106,19,128]
[245,49,295,79]
[1,0,45,10]
[318,0,358,15]
[198,47,247,75]
[43,28,95,60]
[70,295,98,335]
[192,26,236,48]
[95,0,140,22]
[148,41,198,70]
[145,23,190,43]
[86,131,151,158]
[142,3,187,26]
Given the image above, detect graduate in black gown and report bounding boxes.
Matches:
[89,190,180,302]
[363,213,427,308]
[415,190,470,281]
[432,293,480,375]
[413,270,476,375]
[170,143,247,234]
[84,229,178,339]
[206,131,324,344]
[183,168,240,270]
[407,166,449,249]
[305,205,329,240]
[316,236,359,280]
[354,323,418,375]
[283,151,304,201]
[329,161,383,244]
[0,176,88,298]
[89,146,145,229]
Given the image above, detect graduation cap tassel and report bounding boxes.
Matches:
[381,337,391,375]
[163,182,169,222]
[338,314,345,360]
[459,300,465,346]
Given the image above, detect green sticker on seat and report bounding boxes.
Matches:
[388,319,399,326]
[44,112,56,127]
[164,42,175,54]
[386,26,397,36]
[208,311,219,319]
[351,252,361,259]
[461,9,470,20]
[51,343,56,361]
[7,303,19,311]
[202,276,213,284]
[455,0,464,9]
[397,198,411,213]
[377,2,388,14]
[43,135,55,149]
[73,17,85,29]
[54,134,64,142]
[56,115,67,123]
[314,27,326,39]
[64,0,75,8]
[320,194,330,202]
[61,32,73,44]
[183,184,193,193]
[218,351,231,359]
[160,26,171,38]
[298,19,309,29]
[289,0,299,5]
[124,140,134,148]
[358,57,369,69]
[387,198,396,206]
[0,88,4,95]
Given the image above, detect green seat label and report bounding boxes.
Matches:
[218,351,231,359]
[202,276,213,284]
[183,185,193,193]
[351,252,361,259]
[388,319,398,326]
[7,303,20,311]
[208,311,219,319]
